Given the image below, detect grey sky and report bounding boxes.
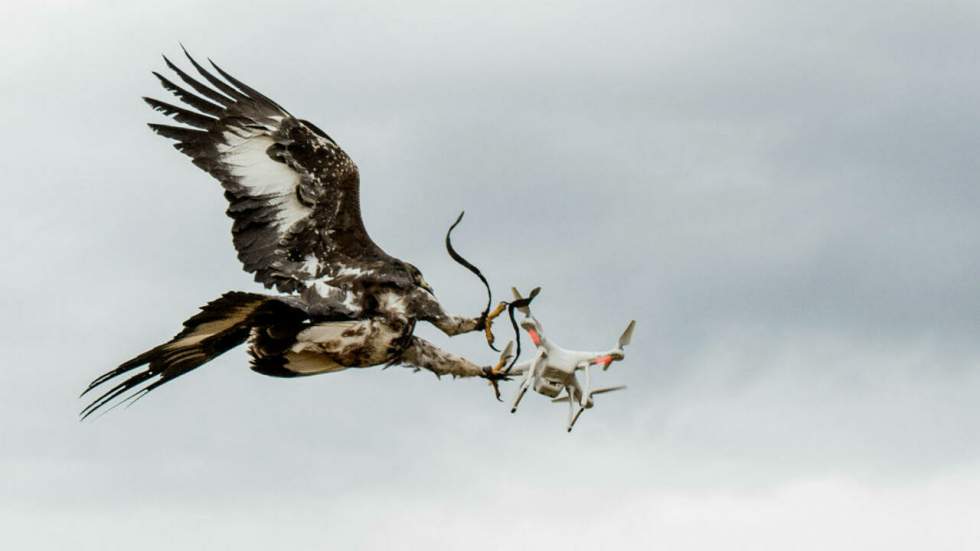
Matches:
[2,1,979,549]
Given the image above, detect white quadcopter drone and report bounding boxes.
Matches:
[506,288,636,432]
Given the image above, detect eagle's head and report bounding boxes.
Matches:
[404,262,434,294]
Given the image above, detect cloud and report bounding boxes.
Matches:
[2,1,978,548]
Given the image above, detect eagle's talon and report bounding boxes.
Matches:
[481,366,510,401]
[480,340,514,401]
[481,366,510,379]
[483,301,508,348]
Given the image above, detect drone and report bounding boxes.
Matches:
[506,288,636,432]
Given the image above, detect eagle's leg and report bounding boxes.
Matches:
[430,314,483,337]
[429,305,507,346]
[400,337,513,397]
[483,301,508,348]
[412,288,493,338]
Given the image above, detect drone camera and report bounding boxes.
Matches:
[533,378,563,398]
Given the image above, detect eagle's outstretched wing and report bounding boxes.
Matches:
[145,48,400,295]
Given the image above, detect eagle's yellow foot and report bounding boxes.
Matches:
[481,341,514,401]
[483,301,508,348]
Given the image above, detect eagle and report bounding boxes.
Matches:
[81,48,512,419]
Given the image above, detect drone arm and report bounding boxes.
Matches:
[580,321,636,368]
[591,353,616,369]
[583,347,627,370]
[505,360,533,376]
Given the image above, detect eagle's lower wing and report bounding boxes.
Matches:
[145,48,396,294]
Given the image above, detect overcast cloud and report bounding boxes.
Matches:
[1,1,979,549]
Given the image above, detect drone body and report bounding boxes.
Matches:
[507,288,635,431]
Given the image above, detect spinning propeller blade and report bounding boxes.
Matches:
[591,385,627,396]
[618,320,636,349]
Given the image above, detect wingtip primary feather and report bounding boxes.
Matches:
[205,57,290,114]
[147,122,209,143]
[180,46,249,102]
[151,71,226,117]
[143,96,216,129]
[161,53,235,107]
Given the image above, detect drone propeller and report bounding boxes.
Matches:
[510,287,541,316]
[551,385,627,403]
[592,320,637,371]
[502,286,542,374]
[592,385,627,396]
[618,320,636,350]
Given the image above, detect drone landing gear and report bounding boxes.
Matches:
[510,352,548,413]
[481,341,515,401]
[561,386,589,432]
[568,404,586,433]
[510,383,530,414]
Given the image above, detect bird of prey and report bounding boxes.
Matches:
[81,48,511,419]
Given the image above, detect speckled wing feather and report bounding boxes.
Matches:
[145,48,397,295]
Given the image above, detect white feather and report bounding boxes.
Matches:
[219,132,312,232]
[377,290,408,315]
[335,266,367,278]
[282,351,347,374]
[301,255,320,277]
[341,291,359,311]
[293,321,363,353]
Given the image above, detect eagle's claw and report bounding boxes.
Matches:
[481,366,510,402]
[481,340,514,401]
[481,365,511,381]
[483,301,508,349]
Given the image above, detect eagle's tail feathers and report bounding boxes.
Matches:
[80,292,270,420]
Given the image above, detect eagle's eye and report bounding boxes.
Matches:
[407,264,433,293]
